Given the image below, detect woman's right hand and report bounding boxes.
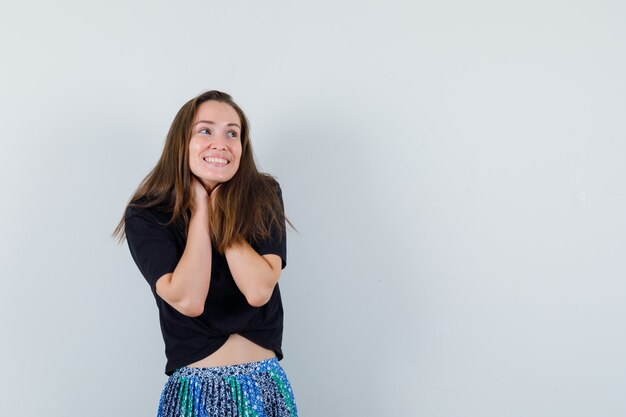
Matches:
[190,176,210,214]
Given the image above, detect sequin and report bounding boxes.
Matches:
[156,357,298,417]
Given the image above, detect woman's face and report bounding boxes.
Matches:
[188,100,243,191]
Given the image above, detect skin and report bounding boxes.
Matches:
[156,100,283,367]
[188,100,243,193]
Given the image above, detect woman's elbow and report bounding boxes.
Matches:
[178,300,205,317]
[155,273,206,317]
[245,287,274,307]
[162,297,204,317]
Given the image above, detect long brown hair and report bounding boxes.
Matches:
[112,90,292,253]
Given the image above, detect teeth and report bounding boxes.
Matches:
[203,157,228,164]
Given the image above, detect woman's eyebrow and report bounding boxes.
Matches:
[193,120,241,128]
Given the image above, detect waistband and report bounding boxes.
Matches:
[171,357,282,379]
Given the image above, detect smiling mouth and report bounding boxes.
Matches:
[203,157,229,165]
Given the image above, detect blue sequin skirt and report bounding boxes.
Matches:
[156,357,298,417]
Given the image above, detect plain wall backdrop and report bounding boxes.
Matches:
[1,1,625,416]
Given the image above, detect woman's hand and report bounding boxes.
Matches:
[209,183,221,211]
[190,176,210,214]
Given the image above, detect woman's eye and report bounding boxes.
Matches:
[227,131,239,138]
[199,128,212,135]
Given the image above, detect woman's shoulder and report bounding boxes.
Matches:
[125,197,173,224]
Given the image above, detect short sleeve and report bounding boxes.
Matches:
[249,184,287,270]
[124,206,180,291]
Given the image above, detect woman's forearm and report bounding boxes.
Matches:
[225,241,281,307]
[165,207,213,316]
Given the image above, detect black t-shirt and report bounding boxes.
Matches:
[124,185,287,376]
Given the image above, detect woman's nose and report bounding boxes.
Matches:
[210,134,228,149]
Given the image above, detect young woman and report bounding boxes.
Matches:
[113,90,298,417]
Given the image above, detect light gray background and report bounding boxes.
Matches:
[1,1,625,416]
